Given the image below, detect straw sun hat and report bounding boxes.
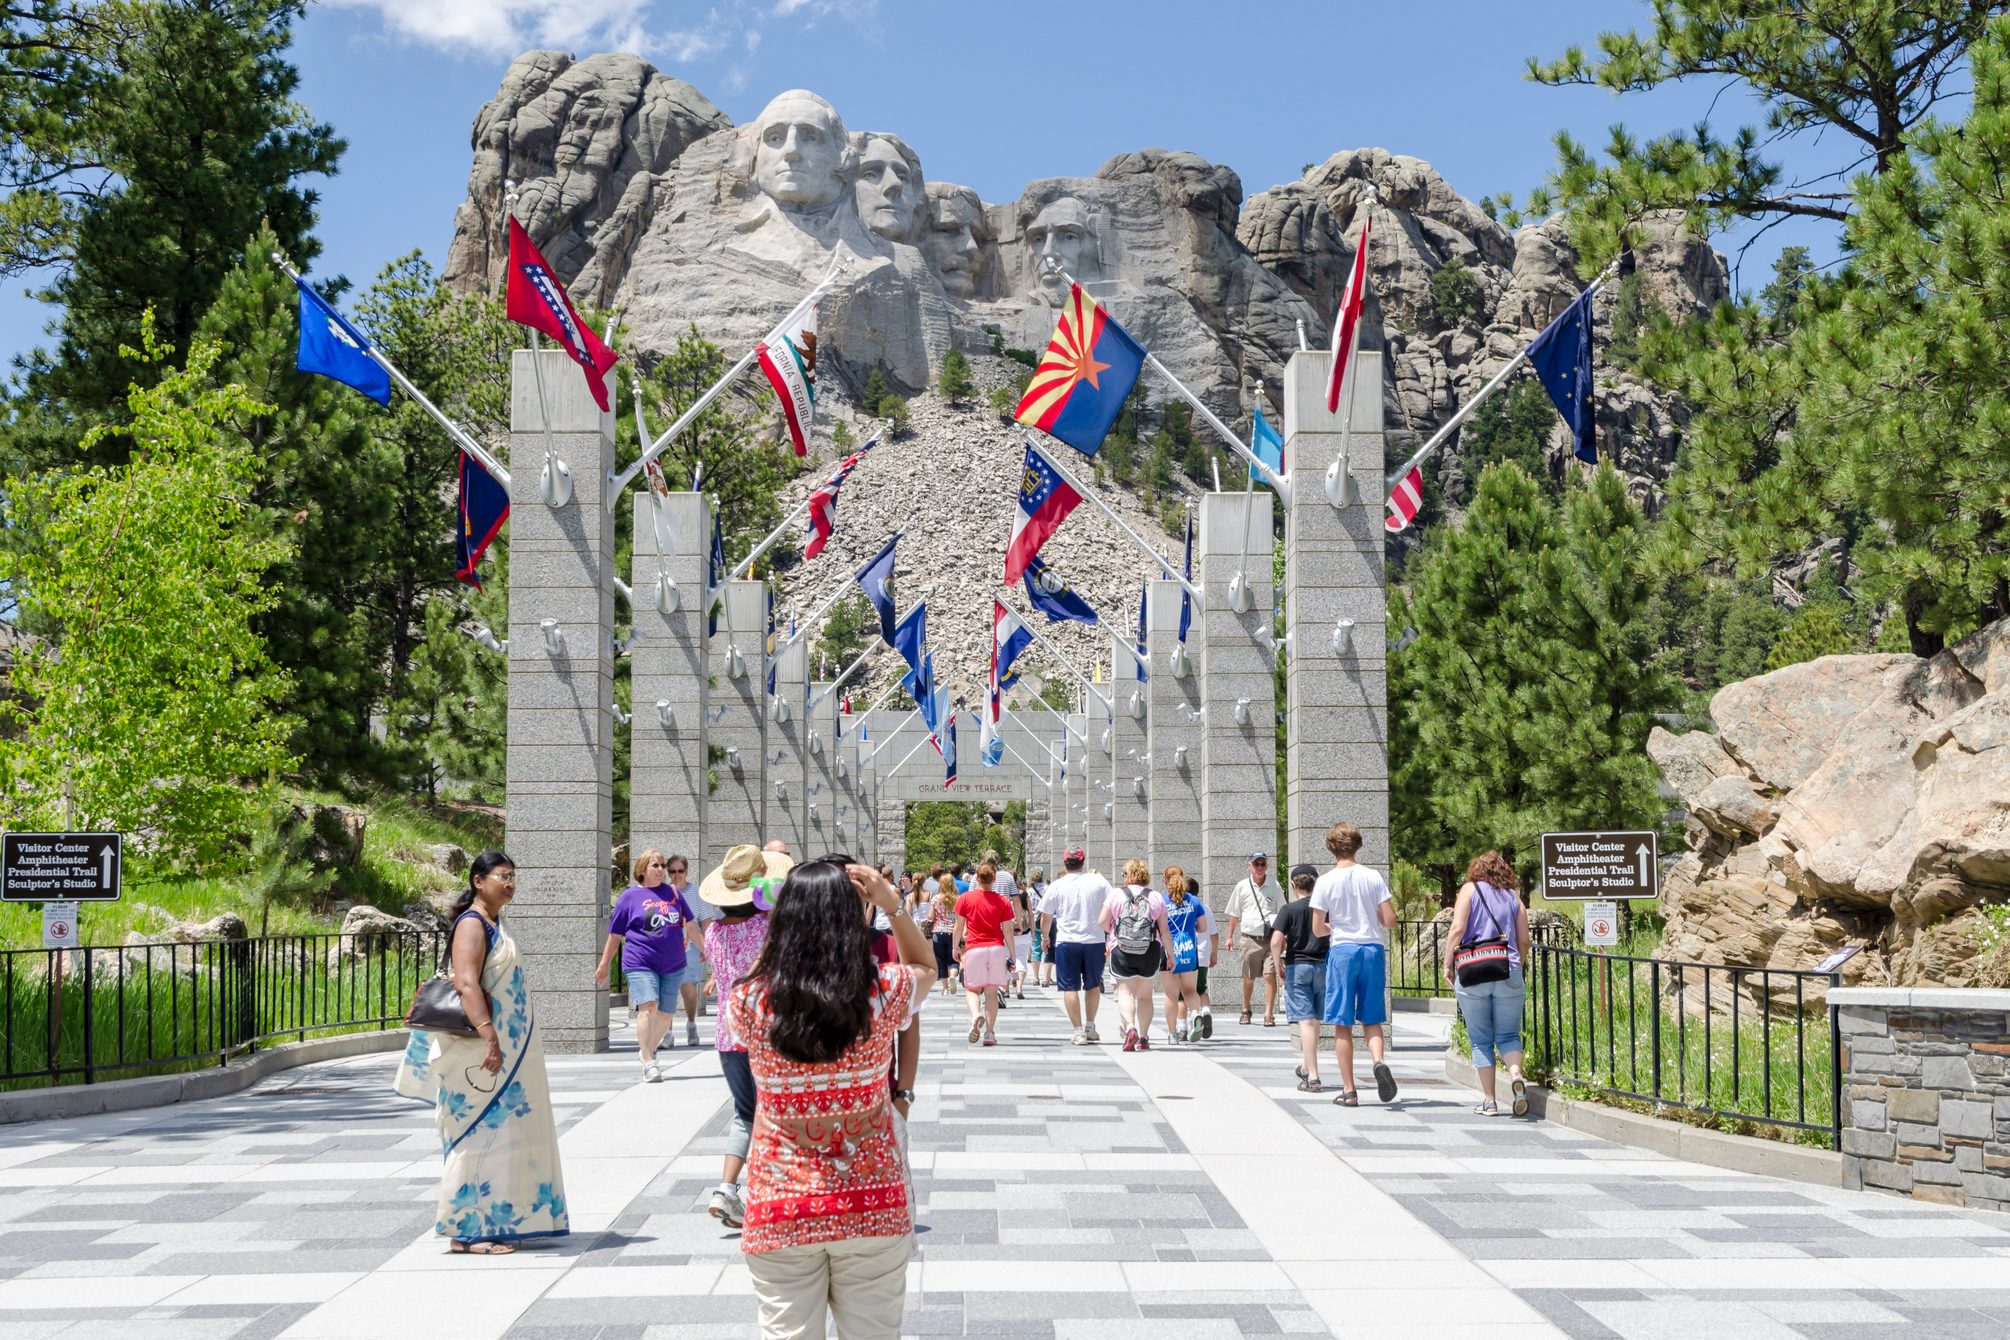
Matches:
[701,844,794,910]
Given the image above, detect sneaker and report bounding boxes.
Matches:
[1373,1061,1399,1103]
[708,1185,745,1228]
[642,1062,662,1083]
[1071,1029,1090,1046]
[1198,1011,1213,1040]
[982,1031,997,1047]
[1122,1029,1139,1053]
[1137,1033,1152,1051]
[687,1020,700,1047]
[1085,1025,1101,1044]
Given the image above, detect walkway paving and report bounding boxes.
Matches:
[2,990,2008,1338]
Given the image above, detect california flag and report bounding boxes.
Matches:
[757,303,818,457]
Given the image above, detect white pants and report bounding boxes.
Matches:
[747,1232,913,1338]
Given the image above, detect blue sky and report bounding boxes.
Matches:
[2,0,1857,370]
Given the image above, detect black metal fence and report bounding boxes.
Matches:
[1526,945,1840,1145]
[2,930,445,1090]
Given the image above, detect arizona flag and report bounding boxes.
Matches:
[504,218,619,412]
[1386,464,1424,533]
[1324,210,1373,416]
[804,434,876,559]
[1014,283,1144,457]
[1004,441,1083,586]
[758,303,818,457]
[455,450,510,590]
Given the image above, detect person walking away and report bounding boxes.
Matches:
[395,851,569,1255]
[728,860,936,1337]
[595,850,701,1081]
[1026,868,1052,986]
[1310,823,1397,1106]
[1444,850,1532,1116]
[698,844,787,1227]
[1101,859,1173,1052]
[1040,847,1113,1044]
[1270,864,1329,1091]
[671,855,719,1027]
[929,875,960,996]
[1184,875,1216,1038]
[1224,853,1281,1025]
[1159,866,1215,1044]
[952,862,1015,1045]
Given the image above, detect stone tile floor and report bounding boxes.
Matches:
[0,991,2004,1338]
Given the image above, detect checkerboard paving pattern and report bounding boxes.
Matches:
[0,996,2005,1338]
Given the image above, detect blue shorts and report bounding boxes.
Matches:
[1321,942,1388,1027]
[1284,961,1327,1023]
[627,960,698,1009]
[1053,941,1107,993]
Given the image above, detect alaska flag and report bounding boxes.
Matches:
[854,534,900,645]
[1004,441,1083,585]
[1250,407,1284,488]
[1177,511,1193,644]
[455,451,510,590]
[1013,283,1145,457]
[295,278,390,404]
[504,217,619,412]
[1023,555,1098,626]
[1526,287,1597,463]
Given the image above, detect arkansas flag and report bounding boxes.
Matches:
[804,435,876,559]
[1324,210,1373,416]
[505,218,618,412]
[1386,464,1424,533]
[1004,441,1082,586]
[758,303,818,456]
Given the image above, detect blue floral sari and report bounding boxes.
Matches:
[394,912,569,1243]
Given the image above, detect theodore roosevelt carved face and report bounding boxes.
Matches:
[924,183,991,298]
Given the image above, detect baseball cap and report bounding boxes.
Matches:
[1249,850,1269,863]
[1064,845,1086,862]
[1290,863,1319,883]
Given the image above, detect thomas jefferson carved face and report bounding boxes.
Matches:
[1026,196,1099,303]
[751,90,848,210]
[855,135,921,241]
[925,186,990,298]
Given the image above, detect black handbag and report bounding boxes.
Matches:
[404,934,478,1036]
[1452,881,1514,987]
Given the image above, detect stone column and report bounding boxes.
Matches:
[629,491,709,881]
[835,710,866,863]
[1198,491,1279,1009]
[505,348,614,1054]
[804,680,841,858]
[706,580,768,867]
[1145,582,1203,889]
[1107,635,1151,871]
[1282,349,1388,873]
[1083,701,1115,874]
[765,638,811,857]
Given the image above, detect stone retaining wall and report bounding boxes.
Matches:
[1831,987,2010,1213]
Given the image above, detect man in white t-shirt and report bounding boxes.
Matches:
[1038,847,1113,1044]
[1309,821,1397,1106]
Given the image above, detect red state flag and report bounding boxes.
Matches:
[1325,210,1374,416]
[504,217,619,412]
[1386,464,1424,533]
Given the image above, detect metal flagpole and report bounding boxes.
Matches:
[862,706,922,762]
[1385,254,1622,491]
[272,253,513,487]
[782,572,924,657]
[1006,604,1112,710]
[807,643,881,715]
[998,736,1053,787]
[731,429,885,581]
[851,676,904,729]
[607,259,847,508]
[1018,696,1089,745]
[1033,442,1205,610]
[889,709,959,776]
[505,188,573,508]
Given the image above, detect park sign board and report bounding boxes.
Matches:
[1,832,122,902]
[1539,830,1657,901]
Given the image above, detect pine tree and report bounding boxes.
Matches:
[938,350,973,403]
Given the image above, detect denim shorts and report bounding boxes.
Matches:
[1283,961,1327,1023]
[626,967,668,1010]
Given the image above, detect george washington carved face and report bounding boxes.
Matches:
[750,90,850,210]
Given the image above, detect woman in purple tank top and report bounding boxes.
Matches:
[1443,851,1532,1116]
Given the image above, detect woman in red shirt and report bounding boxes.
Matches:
[727,860,937,1337]
[952,862,1015,1047]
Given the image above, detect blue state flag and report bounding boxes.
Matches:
[1023,555,1098,626]
[1250,407,1284,488]
[892,603,928,687]
[854,534,900,645]
[1134,581,1149,682]
[1177,511,1193,645]
[706,514,726,637]
[454,451,509,590]
[294,278,391,405]
[942,710,959,786]
[1526,287,1597,463]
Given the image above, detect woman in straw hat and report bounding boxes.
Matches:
[697,843,792,1228]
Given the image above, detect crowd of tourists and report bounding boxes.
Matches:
[396,819,1531,1336]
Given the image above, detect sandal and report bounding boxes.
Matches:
[968,1022,982,1044]
[1239,1011,1252,1026]
[1475,1100,1500,1116]
[1294,1065,1307,1080]
[1263,1014,1276,1027]
[1333,1090,1359,1107]
[1510,1077,1529,1117]
[1297,1077,1323,1093]
[450,1240,517,1255]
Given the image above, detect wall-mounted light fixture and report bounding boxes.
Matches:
[1233,696,1253,727]
[656,571,680,614]
[655,700,676,731]
[540,620,566,656]
[1332,617,1356,657]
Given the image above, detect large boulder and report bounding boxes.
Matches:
[333,904,425,965]
[1652,620,2010,990]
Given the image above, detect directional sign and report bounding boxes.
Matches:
[1583,900,1619,946]
[1539,830,1657,901]
[1,832,123,902]
[41,902,79,949]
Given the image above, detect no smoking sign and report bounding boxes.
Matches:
[1583,900,1619,947]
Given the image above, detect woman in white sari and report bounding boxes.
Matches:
[395,851,569,1255]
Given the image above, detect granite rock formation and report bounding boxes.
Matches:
[1648,620,2010,991]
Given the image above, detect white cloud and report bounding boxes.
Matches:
[328,0,721,63]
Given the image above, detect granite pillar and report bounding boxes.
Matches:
[505,348,614,1054]
[1144,581,1203,890]
[706,580,768,867]
[764,637,810,858]
[804,680,841,858]
[628,491,709,882]
[1107,635,1151,872]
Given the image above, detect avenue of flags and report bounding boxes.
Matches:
[1012,284,1145,458]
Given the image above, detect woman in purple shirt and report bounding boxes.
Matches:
[595,849,700,1083]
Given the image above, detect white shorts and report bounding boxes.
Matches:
[1013,934,1031,969]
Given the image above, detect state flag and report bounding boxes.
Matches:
[1325,210,1374,415]
[504,217,619,412]
[758,303,818,457]
[1386,464,1424,533]
[294,278,391,404]
[1023,555,1098,625]
[1014,283,1144,457]
[454,450,510,590]
[1526,287,1597,463]
[942,709,959,787]
[804,434,876,559]
[1177,511,1193,644]
[1004,441,1083,586]
[893,603,928,690]
[854,534,900,646]
[1134,581,1149,682]
[1250,406,1285,488]
[992,600,1034,699]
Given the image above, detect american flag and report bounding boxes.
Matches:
[1385,465,1423,533]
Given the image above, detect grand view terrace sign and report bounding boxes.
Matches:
[1539,830,1657,901]
[1,832,123,902]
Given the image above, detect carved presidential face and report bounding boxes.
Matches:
[925,188,989,298]
[1026,196,1098,303]
[751,91,848,209]
[855,136,921,241]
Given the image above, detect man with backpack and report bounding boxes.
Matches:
[1100,859,1174,1052]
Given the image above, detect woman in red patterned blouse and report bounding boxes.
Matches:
[726,859,938,1337]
